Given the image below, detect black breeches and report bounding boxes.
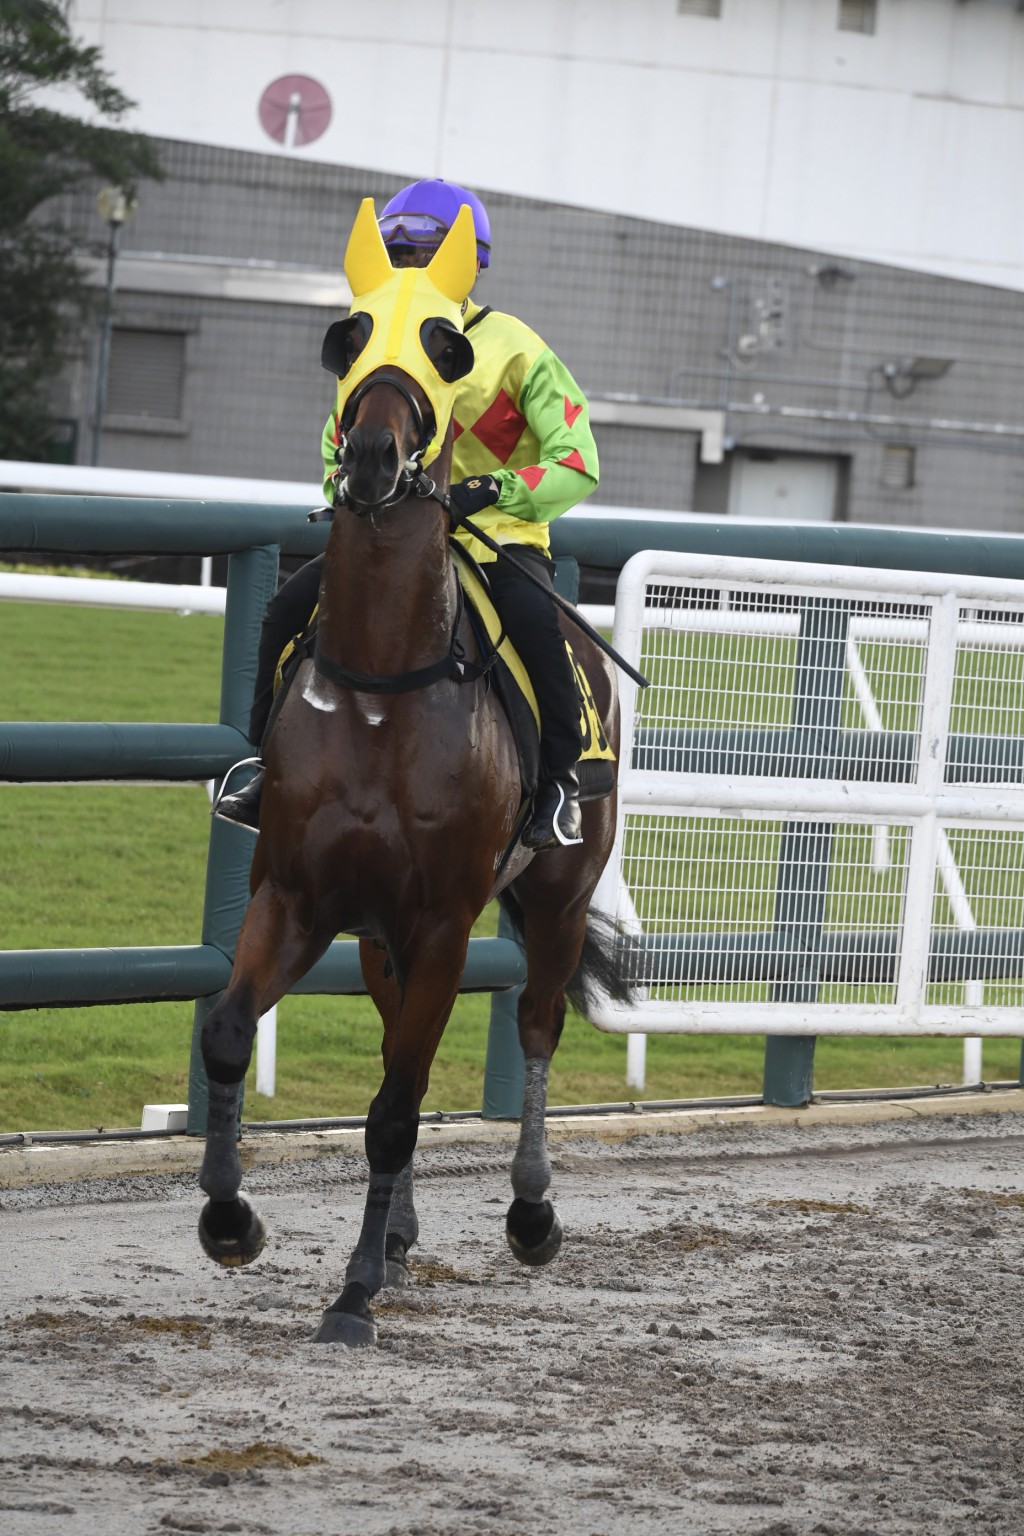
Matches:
[485,546,583,774]
[248,554,324,747]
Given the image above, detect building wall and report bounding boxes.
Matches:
[57,137,1024,535]
[65,0,1024,292]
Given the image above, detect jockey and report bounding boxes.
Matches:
[216,177,600,851]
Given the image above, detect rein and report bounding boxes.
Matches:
[411,477,652,691]
[320,352,511,697]
[328,454,649,692]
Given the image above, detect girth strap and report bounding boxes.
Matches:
[313,582,498,696]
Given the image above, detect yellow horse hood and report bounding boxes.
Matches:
[323,197,477,468]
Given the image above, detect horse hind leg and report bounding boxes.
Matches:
[508,1056,564,1266]
[384,1160,418,1288]
[503,885,601,1268]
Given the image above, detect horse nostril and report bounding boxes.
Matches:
[340,423,403,501]
[341,428,363,471]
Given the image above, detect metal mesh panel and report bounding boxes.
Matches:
[947,607,1024,783]
[631,579,929,785]
[620,813,910,1006]
[594,553,1024,1035]
[927,827,1024,1009]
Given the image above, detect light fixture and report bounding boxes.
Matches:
[806,262,857,289]
[880,356,954,399]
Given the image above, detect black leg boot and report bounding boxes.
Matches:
[523,765,583,851]
[213,767,265,831]
[213,554,325,834]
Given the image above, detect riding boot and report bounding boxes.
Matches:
[213,553,324,834]
[211,629,297,835]
[213,767,265,831]
[523,765,583,851]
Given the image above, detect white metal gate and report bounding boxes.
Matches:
[592,551,1024,1039]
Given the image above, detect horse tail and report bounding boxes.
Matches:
[497,891,637,1018]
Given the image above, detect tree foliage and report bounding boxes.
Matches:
[0,0,161,460]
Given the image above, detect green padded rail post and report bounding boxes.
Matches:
[187,545,280,1136]
[763,1036,818,1109]
[482,905,528,1119]
[481,556,581,1119]
[763,596,850,1108]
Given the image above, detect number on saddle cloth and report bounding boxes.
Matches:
[567,646,616,803]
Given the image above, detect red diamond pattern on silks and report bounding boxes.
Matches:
[452,417,464,440]
[469,389,527,463]
[517,465,546,491]
[564,397,583,428]
[558,449,588,474]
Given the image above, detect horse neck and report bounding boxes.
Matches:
[318,494,455,676]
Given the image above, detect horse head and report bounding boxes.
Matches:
[321,198,478,512]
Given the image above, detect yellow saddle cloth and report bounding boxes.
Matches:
[451,545,616,770]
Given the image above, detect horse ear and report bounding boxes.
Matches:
[344,198,393,298]
[426,204,477,304]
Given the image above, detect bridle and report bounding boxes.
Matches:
[334,370,438,516]
[315,368,499,694]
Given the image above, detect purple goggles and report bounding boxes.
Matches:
[378,211,491,259]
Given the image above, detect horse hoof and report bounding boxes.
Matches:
[384,1233,410,1289]
[384,1257,410,1289]
[312,1309,378,1347]
[197,1195,266,1268]
[506,1198,564,1267]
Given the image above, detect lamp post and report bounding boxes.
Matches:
[90,186,136,466]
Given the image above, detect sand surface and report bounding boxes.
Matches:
[3,1105,1024,1535]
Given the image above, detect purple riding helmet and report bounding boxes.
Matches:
[378,178,492,269]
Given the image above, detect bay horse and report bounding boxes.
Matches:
[196,200,630,1346]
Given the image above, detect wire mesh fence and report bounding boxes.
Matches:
[594,553,1024,1036]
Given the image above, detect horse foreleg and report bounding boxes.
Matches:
[197,881,330,1268]
[314,924,468,1346]
[355,937,421,1290]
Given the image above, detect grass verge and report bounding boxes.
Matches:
[1,600,1020,1132]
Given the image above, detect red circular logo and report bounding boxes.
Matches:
[258,75,332,148]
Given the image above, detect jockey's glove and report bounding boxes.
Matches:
[448,475,500,526]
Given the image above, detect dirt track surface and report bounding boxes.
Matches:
[3,1106,1024,1536]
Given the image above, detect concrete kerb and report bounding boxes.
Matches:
[3,1087,1024,1191]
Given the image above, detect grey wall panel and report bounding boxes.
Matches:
[51,138,1024,536]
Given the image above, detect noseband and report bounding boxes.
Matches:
[336,371,437,516]
[317,369,499,695]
